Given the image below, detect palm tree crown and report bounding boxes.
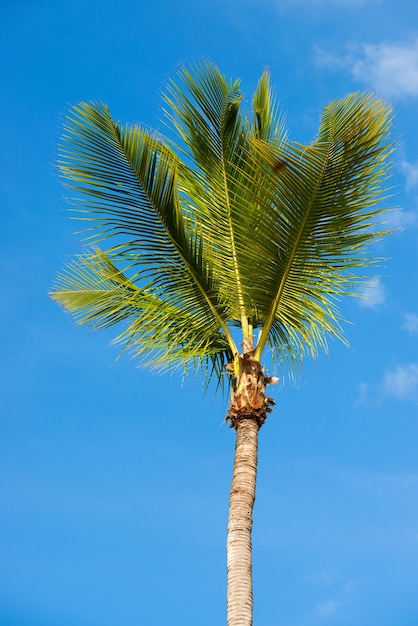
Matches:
[51,61,393,388]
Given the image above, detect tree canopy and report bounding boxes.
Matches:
[51,62,393,385]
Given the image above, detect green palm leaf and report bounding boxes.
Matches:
[57,100,238,359]
[51,63,394,385]
[51,248,232,377]
[250,92,393,360]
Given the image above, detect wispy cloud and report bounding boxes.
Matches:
[352,41,418,98]
[400,159,418,191]
[383,363,418,399]
[314,578,355,618]
[358,278,385,309]
[386,208,417,229]
[355,382,370,406]
[317,599,340,616]
[357,363,418,406]
[402,313,418,335]
[315,39,418,100]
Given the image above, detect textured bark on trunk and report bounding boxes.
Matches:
[227,417,259,626]
[225,350,276,626]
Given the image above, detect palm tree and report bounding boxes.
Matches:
[50,62,393,626]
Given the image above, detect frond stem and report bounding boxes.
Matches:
[221,143,249,345]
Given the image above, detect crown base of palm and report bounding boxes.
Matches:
[225,352,276,429]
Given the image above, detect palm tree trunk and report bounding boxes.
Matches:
[227,417,259,626]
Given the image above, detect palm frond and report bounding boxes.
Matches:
[164,62,256,333]
[50,248,233,376]
[57,101,238,358]
[251,92,393,361]
[252,70,285,143]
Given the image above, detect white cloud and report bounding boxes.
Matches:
[358,278,385,309]
[400,160,418,191]
[355,382,370,406]
[351,41,418,99]
[356,364,418,406]
[315,40,418,100]
[402,313,418,334]
[314,577,355,618]
[312,570,336,586]
[383,363,418,399]
[316,599,340,616]
[343,579,356,594]
[386,208,417,229]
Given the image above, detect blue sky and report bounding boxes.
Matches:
[2,0,418,624]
